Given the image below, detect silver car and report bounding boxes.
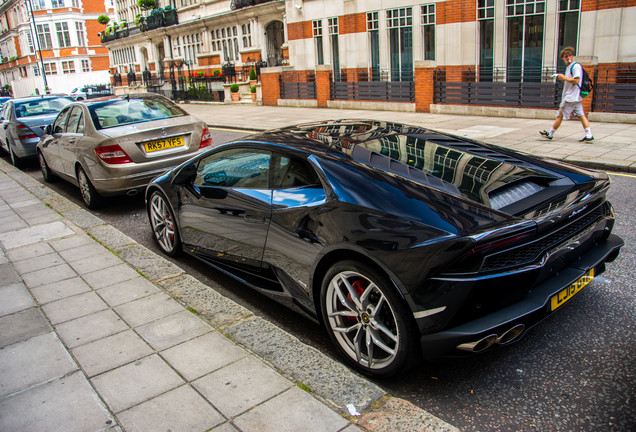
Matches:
[0,95,73,167]
[37,93,213,209]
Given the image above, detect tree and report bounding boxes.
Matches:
[138,0,157,11]
[97,15,110,26]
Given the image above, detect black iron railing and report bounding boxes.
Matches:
[279,72,316,99]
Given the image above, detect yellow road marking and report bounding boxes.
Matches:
[607,172,636,178]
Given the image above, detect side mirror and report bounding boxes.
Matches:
[173,161,197,186]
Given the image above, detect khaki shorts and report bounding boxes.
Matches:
[558,101,585,120]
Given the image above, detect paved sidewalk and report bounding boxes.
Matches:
[179,103,636,173]
[0,159,458,431]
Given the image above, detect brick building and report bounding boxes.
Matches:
[0,0,114,96]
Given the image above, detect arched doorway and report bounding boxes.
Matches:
[265,20,284,66]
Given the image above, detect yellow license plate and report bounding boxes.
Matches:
[144,136,184,152]
[550,268,594,311]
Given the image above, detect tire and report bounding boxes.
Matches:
[38,151,57,182]
[147,190,182,257]
[320,260,418,377]
[8,142,23,168]
[76,167,102,209]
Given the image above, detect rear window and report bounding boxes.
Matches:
[14,97,72,118]
[89,97,186,129]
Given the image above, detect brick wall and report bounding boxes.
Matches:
[340,13,366,34]
[261,70,281,105]
[287,21,313,40]
[437,0,477,25]
[414,64,435,112]
[315,67,331,107]
[582,0,636,12]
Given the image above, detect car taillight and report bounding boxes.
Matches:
[95,144,132,164]
[199,127,212,149]
[17,124,38,140]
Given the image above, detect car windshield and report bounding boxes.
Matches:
[88,97,187,129]
[14,97,72,118]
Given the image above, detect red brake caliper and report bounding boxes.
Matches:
[343,278,365,323]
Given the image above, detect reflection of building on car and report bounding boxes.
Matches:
[70,85,113,101]
[145,119,623,377]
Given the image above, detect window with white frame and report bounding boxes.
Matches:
[44,62,57,75]
[210,27,238,62]
[328,17,340,81]
[386,7,413,81]
[506,0,545,82]
[81,59,90,72]
[52,0,65,8]
[313,20,324,65]
[557,0,580,73]
[36,24,52,50]
[478,0,495,82]
[62,60,75,74]
[55,22,71,47]
[25,32,34,54]
[33,65,40,76]
[112,46,136,73]
[75,22,85,46]
[367,12,380,81]
[174,32,202,64]
[241,24,251,48]
[32,0,45,10]
[421,4,435,61]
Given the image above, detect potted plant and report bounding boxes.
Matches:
[97,15,110,26]
[230,83,240,102]
[138,0,157,10]
[250,85,257,103]
[249,68,257,86]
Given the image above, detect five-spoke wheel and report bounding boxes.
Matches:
[321,261,415,376]
[148,190,181,256]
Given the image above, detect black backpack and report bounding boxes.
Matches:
[572,62,593,97]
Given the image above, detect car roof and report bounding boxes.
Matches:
[10,94,71,102]
[81,93,167,106]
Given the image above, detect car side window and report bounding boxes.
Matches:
[66,107,83,134]
[52,107,71,134]
[272,154,320,189]
[194,148,271,189]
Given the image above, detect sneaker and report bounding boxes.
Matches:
[539,130,553,140]
[579,136,594,142]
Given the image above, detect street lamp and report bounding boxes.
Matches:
[26,0,49,94]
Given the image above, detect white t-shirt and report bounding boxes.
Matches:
[562,62,582,103]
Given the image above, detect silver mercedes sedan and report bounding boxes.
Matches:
[37,93,212,208]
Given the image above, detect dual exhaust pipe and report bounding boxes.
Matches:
[457,324,525,353]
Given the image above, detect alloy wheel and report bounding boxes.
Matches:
[325,270,400,370]
[149,192,180,255]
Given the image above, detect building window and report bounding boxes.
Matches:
[62,60,75,74]
[26,32,34,54]
[174,32,202,64]
[75,22,85,47]
[478,0,495,82]
[367,12,380,81]
[211,28,237,61]
[328,17,340,81]
[506,0,545,82]
[387,7,413,82]
[421,4,435,61]
[81,59,90,72]
[32,0,45,10]
[55,22,71,48]
[557,0,580,73]
[52,0,64,8]
[313,20,323,65]
[33,66,40,76]
[36,24,52,50]
[44,62,57,75]
[242,23,251,48]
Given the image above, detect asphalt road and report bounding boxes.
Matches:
[9,128,635,432]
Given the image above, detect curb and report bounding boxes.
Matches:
[0,159,458,432]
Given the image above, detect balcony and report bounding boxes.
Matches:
[139,8,178,32]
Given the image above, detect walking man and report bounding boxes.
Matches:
[540,47,594,142]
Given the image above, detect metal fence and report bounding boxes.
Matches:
[279,72,316,99]
[434,67,563,109]
[592,66,636,113]
[331,81,414,102]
